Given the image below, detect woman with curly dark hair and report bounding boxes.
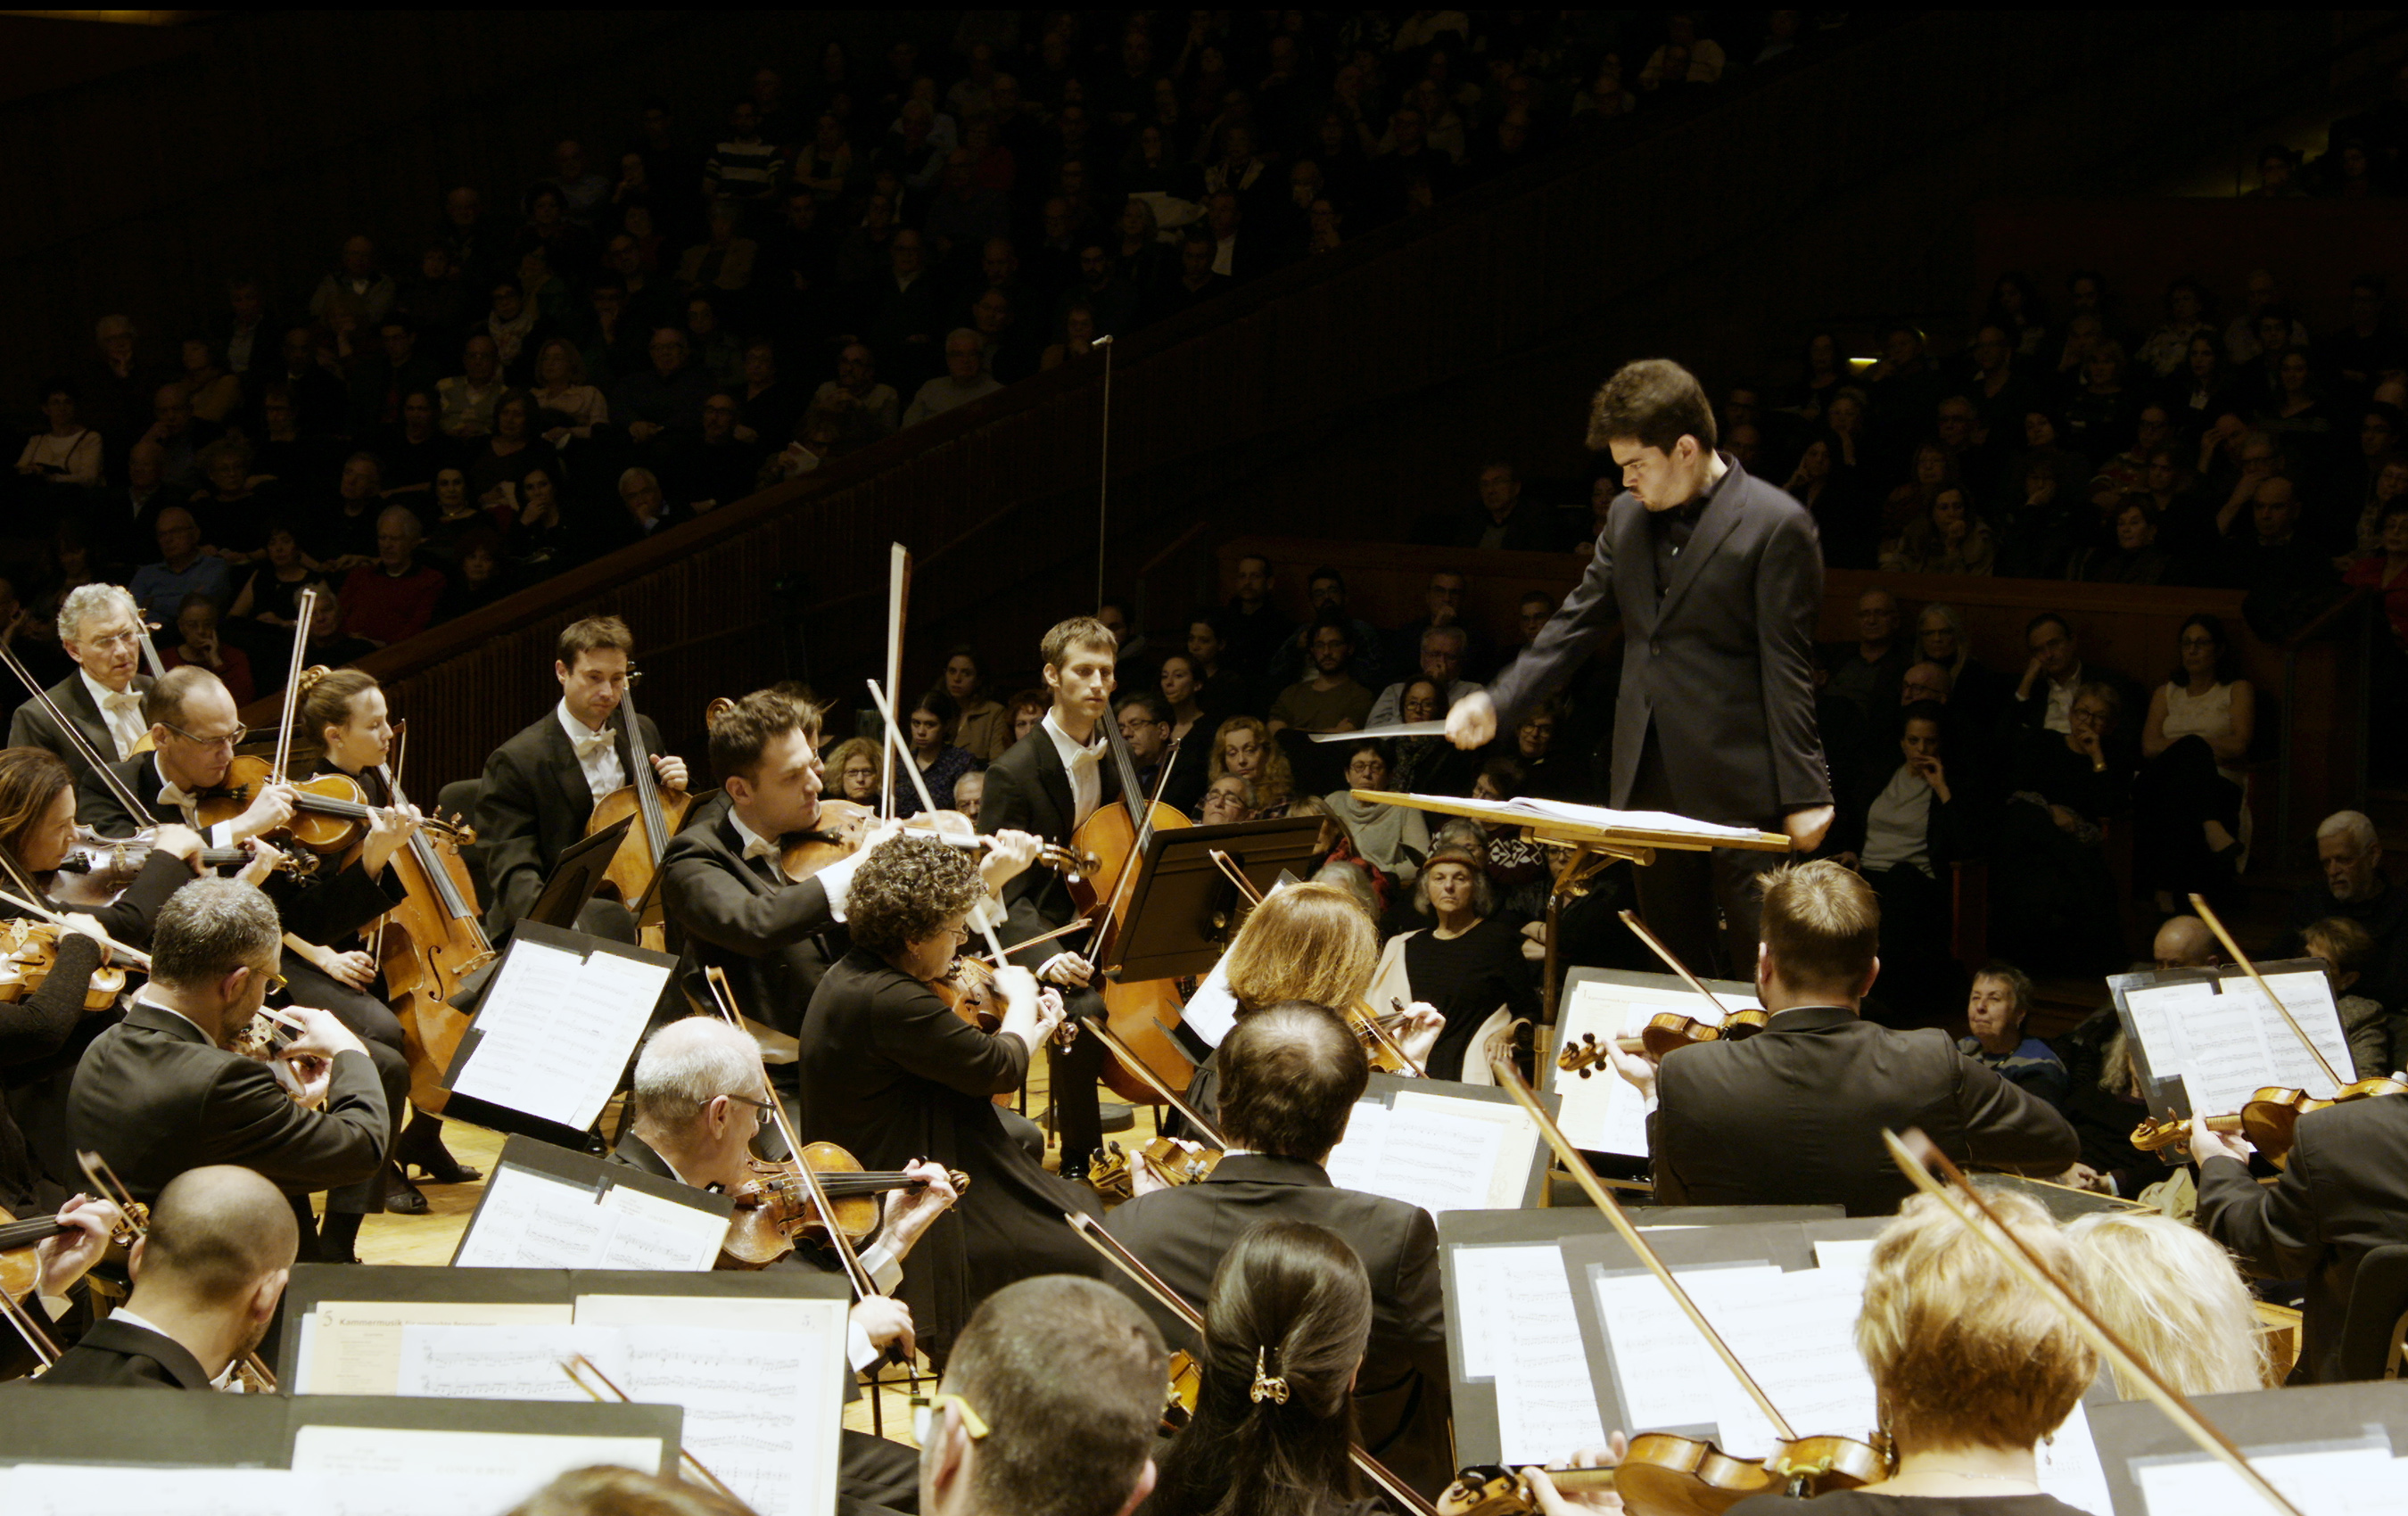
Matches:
[796,834,1107,1362]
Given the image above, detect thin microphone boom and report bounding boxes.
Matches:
[1093,333,1115,607]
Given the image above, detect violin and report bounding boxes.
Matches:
[932,953,1002,1033]
[1162,1348,1202,1431]
[718,1141,969,1270]
[0,1197,143,1306]
[1439,1436,1891,1516]
[1351,995,1427,1076]
[0,919,130,1012]
[53,826,305,894]
[71,1149,277,1393]
[1558,1006,1771,1074]
[779,797,1095,885]
[197,762,459,855]
[1088,1136,1220,1203]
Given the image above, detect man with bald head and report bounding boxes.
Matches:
[35,1166,297,1388]
[338,504,446,647]
[2047,914,2226,1200]
[129,507,235,625]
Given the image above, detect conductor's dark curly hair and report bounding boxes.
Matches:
[845,834,985,959]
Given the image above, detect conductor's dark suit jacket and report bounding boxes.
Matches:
[475,705,665,935]
[7,671,153,782]
[1648,1005,2079,1216]
[68,1000,390,1253]
[2198,1095,2408,1383]
[658,791,842,1035]
[1485,456,1828,826]
[33,1317,213,1388]
[976,724,1119,969]
[1102,1153,1454,1496]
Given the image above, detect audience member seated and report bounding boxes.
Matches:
[1367,624,1482,729]
[812,342,902,439]
[159,593,255,706]
[2065,1211,2267,1398]
[1372,842,1536,1081]
[895,690,978,816]
[1957,964,2069,1108]
[1266,569,1384,695]
[226,523,314,630]
[1384,568,1494,684]
[464,391,561,515]
[903,329,1003,427]
[335,506,446,647]
[1386,680,1461,793]
[822,735,883,813]
[2270,810,2408,1014]
[1831,701,1968,1023]
[1266,615,1375,737]
[1991,682,2131,975]
[1818,589,1909,719]
[939,645,1010,762]
[614,327,716,446]
[1503,699,1582,801]
[433,525,514,622]
[436,334,507,440]
[1321,742,1429,886]
[1117,692,1205,816]
[1284,795,1398,919]
[15,381,103,491]
[2131,614,2255,915]
[2219,474,2344,637]
[2013,612,2140,746]
[1913,602,2012,739]
[128,507,235,625]
[1427,460,1561,551]
[2302,916,2394,1080]
[1197,772,1253,826]
[2073,495,2173,583]
[1879,484,1996,575]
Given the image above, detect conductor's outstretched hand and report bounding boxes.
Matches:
[1445,690,1497,749]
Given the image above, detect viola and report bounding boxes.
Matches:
[717,1143,969,1270]
[2132,1077,2408,1163]
[932,954,1002,1034]
[1439,1435,1889,1516]
[0,919,130,1012]
[1558,1006,1771,1075]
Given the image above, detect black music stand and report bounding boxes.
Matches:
[528,815,633,930]
[1097,816,1327,982]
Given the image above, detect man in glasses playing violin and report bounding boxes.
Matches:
[617,1015,958,1511]
[78,664,431,1253]
[6,583,155,781]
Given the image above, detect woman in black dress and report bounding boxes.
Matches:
[1381,842,1537,1082]
[796,834,1104,1362]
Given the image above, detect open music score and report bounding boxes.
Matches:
[1324,1080,1549,1216]
[1548,969,1767,1158]
[2109,960,2354,1122]
[450,1136,731,1272]
[1449,1243,1610,1465]
[444,927,673,1132]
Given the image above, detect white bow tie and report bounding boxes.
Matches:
[158,783,196,813]
[570,727,614,760]
[1064,742,1104,770]
[741,836,780,862]
[103,690,143,713]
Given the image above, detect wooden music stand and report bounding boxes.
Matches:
[1350,791,1793,1028]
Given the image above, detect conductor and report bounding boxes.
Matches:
[1447,358,1831,976]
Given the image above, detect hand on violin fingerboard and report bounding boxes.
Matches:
[360,803,424,876]
[231,783,297,844]
[1036,951,1094,989]
[978,828,1044,891]
[882,1159,959,1255]
[2187,1111,2252,1166]
[1607,1039,1659,1101]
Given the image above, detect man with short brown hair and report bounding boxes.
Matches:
[1609,859,2076,1215]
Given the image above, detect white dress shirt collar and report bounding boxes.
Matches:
[82,668,146,759]
[1042,708,1106,828]
[557,699,625,800]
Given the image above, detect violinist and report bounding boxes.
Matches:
[68,878,388,1263]
[2191,1075,2408,1383]
[0,1193,120,1383]
[0,746,217,1199]
[1604,861,2077,1217]
[976,616,1126,1181]
[476,614,688,941]
[616,1016,956,1513]
[34,1165,294,1390]
[1104,1002,1453,1496]
[294,666,479,1201]
[82,666,425,1250]
[1723,1191,2097,1513]
[5,584,154,781]
[796,834,1108,1364]
[1148,1219,1384,1516]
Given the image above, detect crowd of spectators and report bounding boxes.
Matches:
[0,9,1840,699]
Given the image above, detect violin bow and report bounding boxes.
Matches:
[1882,1129,2304,1516]
[0,1238,62,1368]
[699,967,878,1304]
[1079,1017,1227,1148]
[863,679,1010,968]
[0,886,153,970]
[1063,1211,1439,1516]
[74,1148,276,1391]
[2189,894,2346,1092]
[1617,910,1736,1023]
[269,589,320,782]
[563,1354,745,1505]
[0,633,161,827]
[878,545,911,823]
[134,620,169,681]
[1484,1029,1802,1445]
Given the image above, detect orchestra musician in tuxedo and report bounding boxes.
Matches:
[659,689,1051,1049]
[1102,1001,1454,1497]
[1447,359,1833,979]
[613,1015,957,1510]
[975,616,1120,1181]
[796,834,1107,1364]
[78,664,425,1250]
[1608,860,2079,1217]
[475,614,688,942]
[30,1166,293,1390]
[5,584,155,782]
[69,878,391,1264]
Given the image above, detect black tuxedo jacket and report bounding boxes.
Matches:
[1649,1005,2079,1217]
[78,753,405,947]
[8,671,153,782]
[1101,1152,1454,1495]
[2198,1095,2408,1383]
[976,724,1120,966]
[1484,455,1828,827]
[68,1001,388,1215]
[34,1317,213,1389]
[658,791,840,1036]
[476,705,665,934]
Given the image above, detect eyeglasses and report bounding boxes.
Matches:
[162,721,247,749]
[257,970,288,996]
[713,1092,775,1130]
[911,1392,990,1445]
[84,630,144,652]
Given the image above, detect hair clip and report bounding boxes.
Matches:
[1249,1346,1290,1405]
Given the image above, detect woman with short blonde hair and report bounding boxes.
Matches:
[2065,1211,2267,1397]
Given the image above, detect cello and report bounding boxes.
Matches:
[1071,702,1197,1105]
[366,723,494,1115]
[584,668,694,951]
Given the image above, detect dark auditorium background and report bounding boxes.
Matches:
[4,8,2405,1006]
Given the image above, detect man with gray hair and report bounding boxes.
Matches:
[1366,623,1484,728]
[70,877,387,1261]
[2272,811,2408,1012]
[6,582,154,776]
[902,329,1002,427]
[338,505,446,647]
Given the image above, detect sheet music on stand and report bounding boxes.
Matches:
[1546,967,1763,1157]
[450,1134,733,1272]
[2091,1378,2408,1515]
[2107,958,2354,1122]
[1323,1073,1553,1215]
[442,920,675,1138]
[281,1265,850,1516]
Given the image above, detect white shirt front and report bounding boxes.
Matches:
[82,668,146,759]
[2042,663,2084,735]
[1043,710,1106,829]
[557,699,627,801]
[148,757,234,849]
